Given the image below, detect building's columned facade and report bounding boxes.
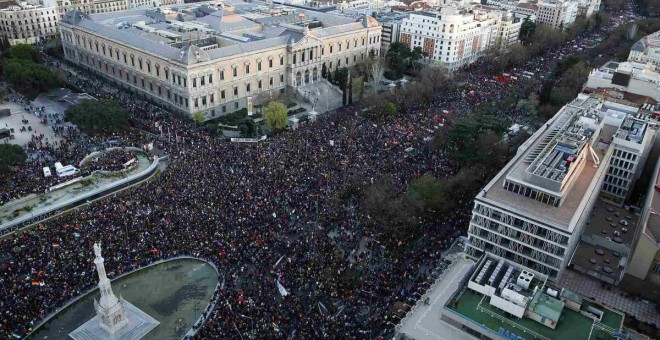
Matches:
[59,5,381,117]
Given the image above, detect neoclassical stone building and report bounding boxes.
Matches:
[59,1,381,117]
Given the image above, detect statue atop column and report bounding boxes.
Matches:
[93,242,128,334]
[70,243,159,340]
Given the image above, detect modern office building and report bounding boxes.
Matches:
[629,30,660,67]
[398,7,520,71]
[59,2,382,118]
[375,11,406,55]
[623,155,660,300]
[465,93,658,280]
[537,0,577,29]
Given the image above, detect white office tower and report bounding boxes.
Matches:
[466,94,657,280]
[69,243,159,340]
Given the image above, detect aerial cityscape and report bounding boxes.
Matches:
[0,0,658,339]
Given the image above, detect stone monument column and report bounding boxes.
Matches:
[93,242,128,334]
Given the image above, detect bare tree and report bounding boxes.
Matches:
[627,24,639,41]
[370,59,385,95]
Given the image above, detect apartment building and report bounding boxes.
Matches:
[398,7,520,71]
[59,2,382,117]
[537,0,577,29]
[465,93,658,280]
[629,30,660,67]
[0,0,59,45]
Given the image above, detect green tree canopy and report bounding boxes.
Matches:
[263,101,288,131]
[9,44,38,61]
[3,59,58,99]
[192,111,205,124]
[384,102,397,115]
[65,99,130,132]
[434,114,510,167]
[0,144,27,173]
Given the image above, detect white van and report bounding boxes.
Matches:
[43,167,52,177]
[56,165,80,177]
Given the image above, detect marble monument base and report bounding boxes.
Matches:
[69,301,159,340]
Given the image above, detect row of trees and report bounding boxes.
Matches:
[1,44,60,99]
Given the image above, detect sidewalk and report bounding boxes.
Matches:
[396,256,475,340]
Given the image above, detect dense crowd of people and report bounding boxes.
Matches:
[0,6,637,339]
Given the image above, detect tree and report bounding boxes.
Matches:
[370,59,385,95]
[65,99,130,132]
[3,59,58,99]
[239,118,259,137]
[434,114,510,167]
[384,102,397,115]
[407,173,446,213]
[192,111,205,124]
[263,101,288,131]
[520,18,536,44]
[516,93,539,119]
[9,44,37,61]
[386,42,411,79]
[0,144,27,173]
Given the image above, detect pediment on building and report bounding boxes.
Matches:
[292,34,323,51]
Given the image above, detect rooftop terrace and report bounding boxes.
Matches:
[445,287,624,340]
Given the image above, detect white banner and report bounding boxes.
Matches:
[277,280,289,296]
[230,136,267,143]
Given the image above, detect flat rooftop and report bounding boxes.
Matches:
[479,96,609,230]
[446,287,624,340]
[584,201,638,245]
[478,95,644,232]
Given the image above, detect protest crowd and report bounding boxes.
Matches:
[0,8,635,339]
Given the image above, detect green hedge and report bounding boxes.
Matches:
[287,107,306,116]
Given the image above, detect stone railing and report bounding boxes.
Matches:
[0,156,162,236]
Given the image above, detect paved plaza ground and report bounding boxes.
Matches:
[396,256,475,340]
[0,101,61,147]
[558,269,660,328]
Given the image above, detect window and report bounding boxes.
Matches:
[258,80,262,89]
[245,64,250,74]
[280,56,284,65]
[257,61,262,71]
[653,262,660,274]
[233,86,238,96]
[193,78,197,87]
[269,59,273,68]
[209,74,212,84]
[246,83,251,93]
[210,94,214,103]
[269,77,273,86]
[201,77,205,86]
[220,70,224,80]
[221,90,226,99]
[233,67,238,77]
[280,74,284,83]
[293,54,297,64]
